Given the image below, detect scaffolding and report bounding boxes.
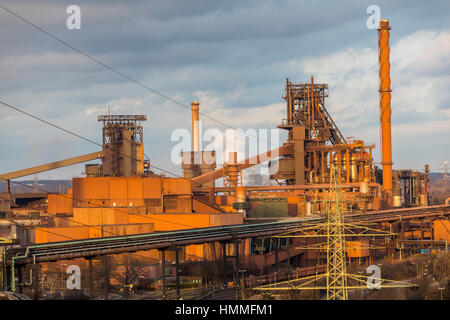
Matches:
[97,114,148,177]
[279,77,344,145]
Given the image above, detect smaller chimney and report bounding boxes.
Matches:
[191,101,200,152]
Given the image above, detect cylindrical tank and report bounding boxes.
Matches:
[350,154,358,182]
[393,195,402,208]
[235,186,247,218]
[360,181,369,194]
[420,194,428,206]
[306,201,312,216]
[235,186,246,204]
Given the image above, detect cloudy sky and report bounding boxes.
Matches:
[0,0,449,181]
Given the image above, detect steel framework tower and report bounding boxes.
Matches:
[97,114,147,177]
[325,164,348,300]
[278,77,345,145]
[254,164,416,299]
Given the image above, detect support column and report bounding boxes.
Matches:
[293,126,306,185]
[208,188,215,206]
[337,151,342,181]
[321,151,325,183]
[161,250,166,300]
[222,242,227,288]
[32,264,39,300]
[287,238,291,279]
[103,256,110,301]
[17,266,22,293]
[0,262,4,291]
[89,259,94,300]
[346,148,350,183]
[274,239,279,273]
[234,239,240,288]
[3,265,10,291]
[175,248,180,300]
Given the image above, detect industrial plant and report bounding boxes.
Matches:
[0,17,449,302]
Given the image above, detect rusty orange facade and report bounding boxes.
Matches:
[70,176,212,213]
[433,220,450,241]
[34,223,154,243]
[345,240,369,258]
[44,175,244,261]
[47,190,73,214]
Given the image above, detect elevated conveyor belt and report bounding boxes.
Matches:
[5,205,449,266]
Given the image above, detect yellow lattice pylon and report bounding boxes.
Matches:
[253,165,417,300]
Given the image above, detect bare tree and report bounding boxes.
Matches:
[110,254,146,289]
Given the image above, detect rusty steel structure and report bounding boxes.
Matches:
[269,77,376,196]
[393,168,429,208]
[279,76,344,145]
[189,70,428,216]
[98,114,148,177]
[1,16,448,301]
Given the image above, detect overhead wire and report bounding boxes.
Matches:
[0,2,293,217]
[0,3,307,261]
[0,3,282,150]
[0,99,293,223]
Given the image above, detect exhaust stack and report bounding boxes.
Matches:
[191,101,200,152]
[378,19,393,207]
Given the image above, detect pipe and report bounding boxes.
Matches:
[194,182,380,193]
[191,144,291,186]
[191,101,200,152]
[235,186,247,218]
[378,19,393,207]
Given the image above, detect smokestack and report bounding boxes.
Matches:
[378,19,393,207]
[191,101,200,152]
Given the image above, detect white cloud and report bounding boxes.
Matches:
[289,29,450,170]
[0,52,88,77]
[1,2,449,177]
[193,90,284,128]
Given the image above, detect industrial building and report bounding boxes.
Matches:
[0,19,449,300]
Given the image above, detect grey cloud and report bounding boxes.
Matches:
[0,0,449,177]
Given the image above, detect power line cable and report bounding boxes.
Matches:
[0,3,281,150]
[2,179,198,230]
[1,201,188,263]
[0,99,292,220]
[0,4,304,245]
[0,3,292,212]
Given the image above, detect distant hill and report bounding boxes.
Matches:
[0,174,448,204]
[429,173,449,205]
[429,172,445,183]
[0,180,72,194]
